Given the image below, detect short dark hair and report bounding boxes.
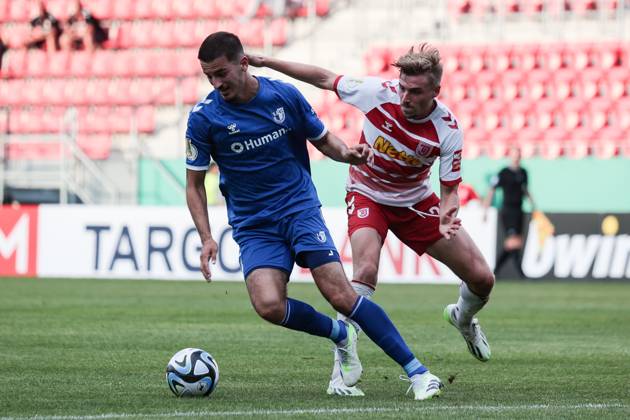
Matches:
[198,32,244,63]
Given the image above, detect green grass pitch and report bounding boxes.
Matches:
[0,278,628,419]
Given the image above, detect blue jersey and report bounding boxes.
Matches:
[185,76,327,229]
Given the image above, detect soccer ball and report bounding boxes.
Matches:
[166,348,219,397]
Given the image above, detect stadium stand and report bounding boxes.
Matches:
[309,40,630,159]
[0,0,628,204]
[0,0,333,203]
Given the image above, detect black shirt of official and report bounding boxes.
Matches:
[492,167,528,209]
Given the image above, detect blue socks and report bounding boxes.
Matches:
[278,296,427,377]
[349,296,427,377]
[281,298,347,344]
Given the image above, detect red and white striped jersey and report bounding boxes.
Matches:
[334,75,463,207]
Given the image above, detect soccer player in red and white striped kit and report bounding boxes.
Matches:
[249,44,495,396]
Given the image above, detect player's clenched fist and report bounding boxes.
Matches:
[343,144,372,165]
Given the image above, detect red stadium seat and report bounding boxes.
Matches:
[152,21,176,49]
[592,128,622,158]
[133,0,154,19]
[523,0,545,15]
[0,0,8,22]
[181,77,201,105]
[152,78,177,105]
[106,78,132,106]
[172,20,198,48]
[136,106,155,133]
[594,42,622,69]
[565,127,595,158]
[41,79,65,106]
[89,49,114,78]
[80,107,108,134]
[112,0,134,20]
[4,48,27,78]
[110,50,134,78]
[25,50,47,78]
[192,0,220,19]
[84,0,112,19]
[129,21,154,49]
[69,51,93,78]
[171,1,195,19]
[47,50,70,78]
[540,139,565,160]
[4,22,30,48]
[108,106,132,133]
[63,78,88,106]
[128,78,153,106]
[8,0,29,22]
[77,134,112,160]
[487,128,514,159]
[612,99,630,130]
[174,49,200,77]
[606,67,629,100]
[5,79,26,106]
[85,79,110,106]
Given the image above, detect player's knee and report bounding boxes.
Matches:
[474,269,495,296]
[251,298,285,324]
[353,263,378,288]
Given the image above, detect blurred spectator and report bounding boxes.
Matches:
[458,182,480,207]
[0,33,7,70]
[26,0,61,51]
[60,0,108,52]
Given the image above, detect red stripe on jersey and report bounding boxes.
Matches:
[379,103,440,143]
[350,166,416,193]
[333,75,343,99]
[371,154,431,179]
[365,108,441,158]
[440,177,462,187]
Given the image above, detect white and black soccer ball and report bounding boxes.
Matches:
[166,348,219,397]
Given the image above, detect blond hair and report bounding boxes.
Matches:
[392,43,443,87]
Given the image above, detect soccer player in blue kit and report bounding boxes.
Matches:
[185,32,443,400]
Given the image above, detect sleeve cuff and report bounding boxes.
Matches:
[186,164,210,171]
[307,127,328,141]
[440,178,462,187]
[333,75,343,99]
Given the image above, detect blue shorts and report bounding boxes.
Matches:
[232,207,340,279]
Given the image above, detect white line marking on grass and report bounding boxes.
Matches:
[1,404,626,420]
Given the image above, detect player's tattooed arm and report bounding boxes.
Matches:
[312,132,371,165]
[186,169,218,281]
[439,183,462,240]
[246,54,338,91]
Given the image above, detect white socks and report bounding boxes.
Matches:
[455,282,488,328]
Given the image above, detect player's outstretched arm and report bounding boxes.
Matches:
[186,169,218,281]
[247,54,338,91]
[312,132,371,165]
[439,183,462,240]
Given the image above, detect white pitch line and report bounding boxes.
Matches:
[0,403,627,420]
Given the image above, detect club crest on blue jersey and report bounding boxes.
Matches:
[272,107,286,124]
[227,123,240,135]
[316,230,327,243]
